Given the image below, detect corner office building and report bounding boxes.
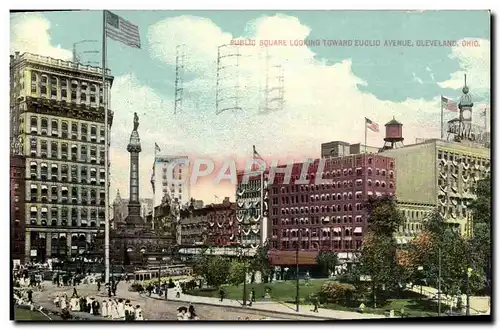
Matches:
[381,138,490,236]
[10,52,114,263]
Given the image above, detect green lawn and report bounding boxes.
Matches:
[187,280,451,317]
[188,279,329,303]
[14,308,61,321]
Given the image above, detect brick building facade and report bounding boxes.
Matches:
[179,197,238,247]
[267,153,396,265]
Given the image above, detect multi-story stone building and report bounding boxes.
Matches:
[381,138,490,236]
[236,170,269,247]
[395,201,434,244]
[154,155,190,207]
[112,189,153,228]
[10,52,114,262]
[11,154,26,264]
[267,153,396,265]
[321,140,379,158]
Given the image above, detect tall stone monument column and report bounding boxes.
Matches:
[125,112,143,227]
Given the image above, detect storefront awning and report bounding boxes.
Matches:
[354,227,363,233]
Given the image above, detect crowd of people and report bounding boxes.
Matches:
[53,289,144,320]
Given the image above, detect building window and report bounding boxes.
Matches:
[61,164,68,182]
[30,116,38,133]
[30,138,37,155]
[81,166,88,184]
[50,76,58,98]
[61,121,68,138]
[71,122,78,139]
[51,119,58,136]
[81,124,87,141]
[80,145,87,162]
[61,143,68,160]
[41,118,48,135]
[50,141,58,159]
[40,140,48,157]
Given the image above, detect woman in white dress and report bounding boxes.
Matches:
[110,300,120,320]
[60,295,67,310]
[101,300,108,318]
[70,297,79,311]
[53,295,60,308]
[134,305,144,320]
[117,300,125,319]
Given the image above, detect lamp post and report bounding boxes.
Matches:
[237,246,247,306]
[417,266,424,297]
[295,232,300,312]
[465,267,472,316]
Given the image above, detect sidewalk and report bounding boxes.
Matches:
[148,289,385,320]
[409,285,490,315]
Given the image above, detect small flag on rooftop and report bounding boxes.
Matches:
[441,96,458,112]
[105,10,141,49]
[365,117,380,132]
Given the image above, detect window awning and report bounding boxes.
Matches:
[30,206,37,212]
[41,185,48,190]
[41,163,47,168]
[62,187,68,191]
[90,168,97,172]
[354,227,363,233]
[333,227,341,233]
[30,161,37,167]
[59,233,66,238]
[41,207,48,213]
[51,164,58,168]
[30,184,37,189]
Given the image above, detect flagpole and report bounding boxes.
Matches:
[440,96,443,139]
[152,147,156,230]
[102,10,110,285]
[364,118,367,154]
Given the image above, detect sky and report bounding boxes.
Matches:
[10,10,491,204]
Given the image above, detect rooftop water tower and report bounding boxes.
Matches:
[380,117,404,151]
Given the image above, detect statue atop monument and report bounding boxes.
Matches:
[133,112,139,131]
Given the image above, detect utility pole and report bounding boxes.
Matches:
[295,231,300,312]
[438,246,442,316]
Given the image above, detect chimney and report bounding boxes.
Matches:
[223,197,230,204]
[15,51,20,58]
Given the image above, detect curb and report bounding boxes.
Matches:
[137,293,333,320]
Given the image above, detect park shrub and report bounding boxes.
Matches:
[129,282,143,292]
[318,282,356,305]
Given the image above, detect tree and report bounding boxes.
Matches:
[316,250,338,277]
[358,196,405,305]
[411,210,468,299]
[228,260,246,286]
[203,256,230,288]
[250,243,272,283]
[468,176,492,296]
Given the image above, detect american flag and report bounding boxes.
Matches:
[150,162,156,194]
[253,145,264,161]
[154,142,161,153]
[441,96,457,112]
[479,104,490,117]
[105,11,141,49]
[365,117,379,132]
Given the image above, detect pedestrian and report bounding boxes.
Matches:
[251,288,256,303]
[101,300,108,318]
[188,304,198,320]
[219,288,225,302]
[27,289,33,303]
[313,296,320,313]
[97,281,101,292]
[72,288,78,298]
[134,305,144,320]
[248,291,253,306]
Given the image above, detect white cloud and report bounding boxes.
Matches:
[437,38,490,93]
[412,72,424,84]
[10,13,72,60]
